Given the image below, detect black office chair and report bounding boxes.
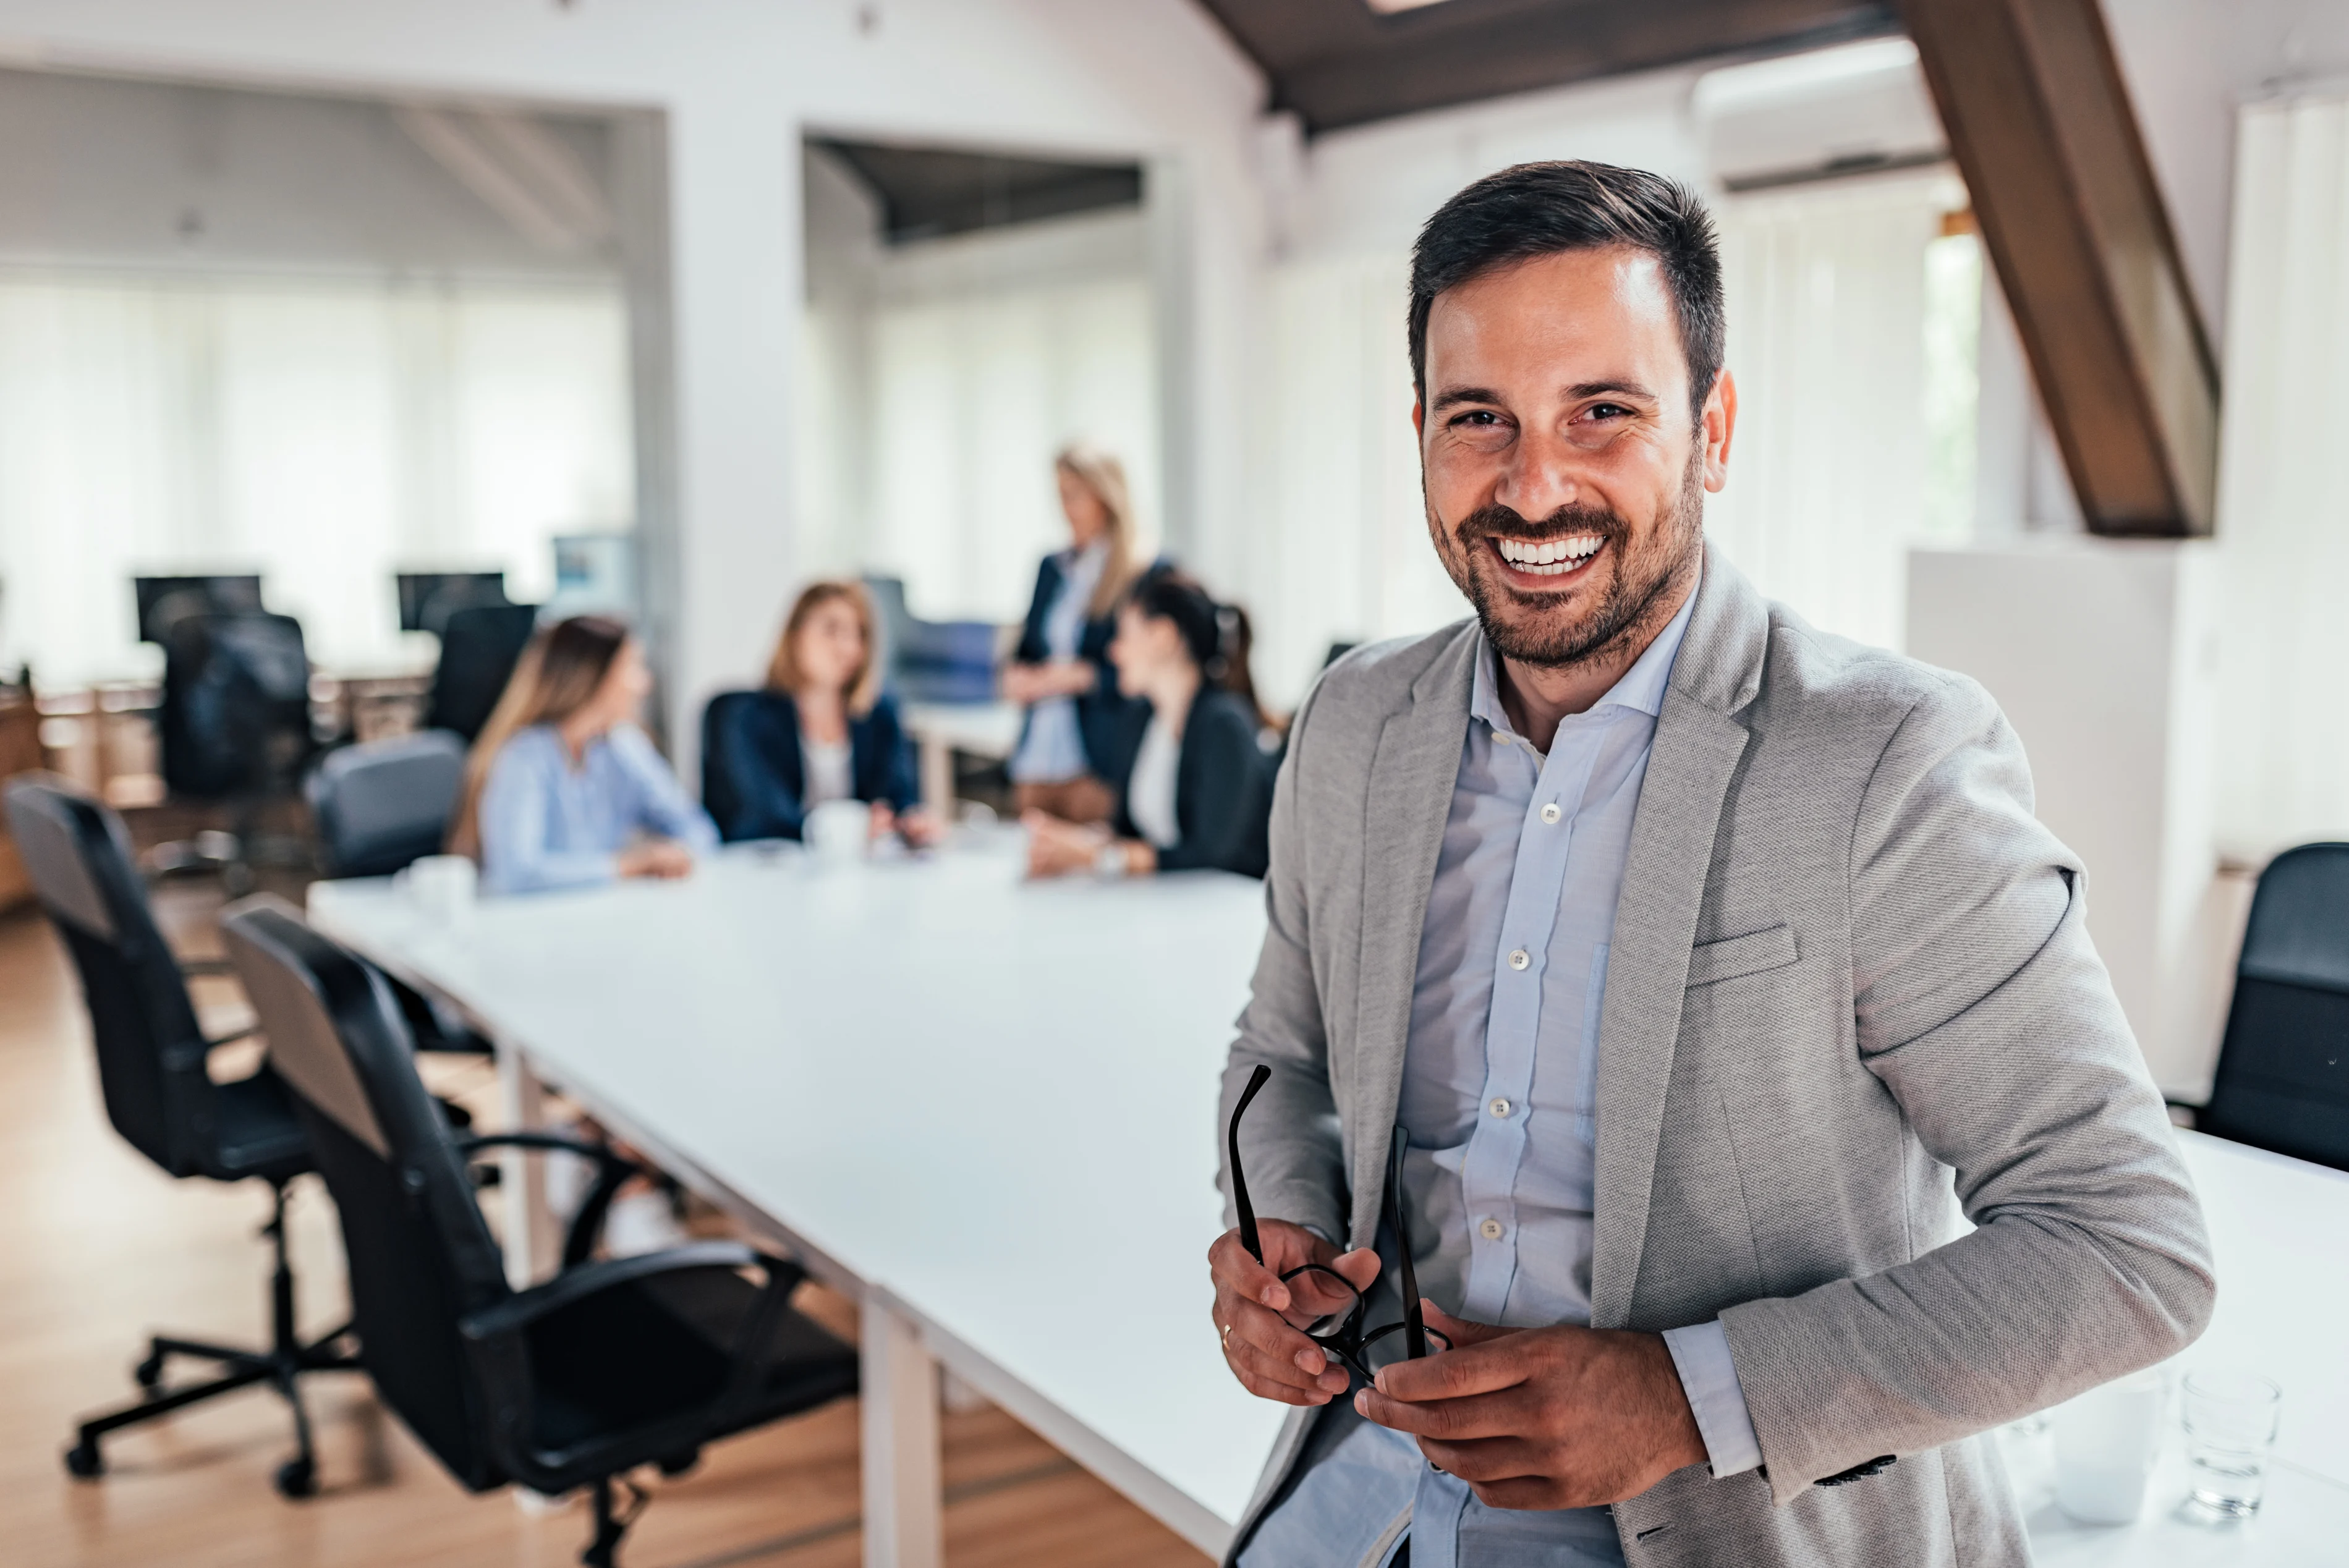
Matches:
[305,728,493,1056]
[307,729,467,879]
[2,776,360,1496]
[429,603,540,743]
[2191,844,2349,1171]
[155,609,320,889]
[221,899,860,1567]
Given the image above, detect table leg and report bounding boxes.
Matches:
[860,1294,943,1568]
[495,1044,554,1289]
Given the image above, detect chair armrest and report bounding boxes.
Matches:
[180,957,237,978]
[456,1133,646,1269]
[457,1240,781,1341]
[205,1023,260,1049]
[2163,1095,2202,1130]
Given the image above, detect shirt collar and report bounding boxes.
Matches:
[1469,564,1702,743]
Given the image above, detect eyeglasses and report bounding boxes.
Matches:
[1227,1062,1450,1386]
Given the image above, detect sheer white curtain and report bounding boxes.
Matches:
[1705,172,1963,653]
[2212,91,2349,858]
[865,276,1160,624]
[1246,254,1464,710]
[0,270,632,686]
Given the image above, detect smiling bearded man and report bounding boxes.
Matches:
[1206,161,2212,1568]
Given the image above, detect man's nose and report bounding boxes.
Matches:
[1494,426,1586,521]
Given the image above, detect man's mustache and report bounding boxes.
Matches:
[1456,503,1628,543]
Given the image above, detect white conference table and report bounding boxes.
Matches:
[308,839,2349,1567]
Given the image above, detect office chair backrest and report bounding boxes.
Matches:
[307,730,467,878]
[699,690,762,841]
[221,897,512,1490]
[2202,842,2349,1171]
[2,778,219,1177]
[429,604,540,743]
[159,611,313,799]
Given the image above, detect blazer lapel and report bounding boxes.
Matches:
[1344,625,1478,1247]
[1589,549,1770,1326]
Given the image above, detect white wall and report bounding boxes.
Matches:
[2100,0,2349,352]
[0,0,1268,773]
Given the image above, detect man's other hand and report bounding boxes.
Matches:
[1208,1221,1381,1407]
[1353,1302,1707,1508]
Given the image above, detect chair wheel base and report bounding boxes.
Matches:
[274,1457,316,1499]
[65,1441,104,1479]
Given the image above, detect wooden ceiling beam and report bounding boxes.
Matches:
[1903,0,2219,536]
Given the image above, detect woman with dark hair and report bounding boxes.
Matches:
[1024,568,1273,879]
[448,614,716,895]
[998,444,1147,824]
[706,580,937,845]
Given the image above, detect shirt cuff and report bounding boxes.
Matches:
[1662,1320,1764,1478]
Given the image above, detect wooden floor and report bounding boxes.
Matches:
[1,883,1211,1568]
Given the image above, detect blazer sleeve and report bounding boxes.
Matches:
[718,697,813,842]
[1717,675,2215,1503]
[1215,676,1347,1244]
[858,697,922,815]
[1012,557,1057,666]
[1155,696,1271,878]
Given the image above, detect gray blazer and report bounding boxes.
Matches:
[1218,548,2213,1567]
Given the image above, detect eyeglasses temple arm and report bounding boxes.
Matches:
[1388,1127,1427,1360]
[1228,1064,1273,1263]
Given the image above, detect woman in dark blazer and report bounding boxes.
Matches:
[705,581,936,845]
[1024,567,1273,879]
[998,444,1147,824]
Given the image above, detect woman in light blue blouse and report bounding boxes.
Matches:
[446,614,716,895]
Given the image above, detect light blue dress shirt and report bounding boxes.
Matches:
[1241,583,1759,1568]
[476,723,718,896]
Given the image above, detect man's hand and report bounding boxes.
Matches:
[1353,1302,1707,1509]
[1208,1220,1382,1407]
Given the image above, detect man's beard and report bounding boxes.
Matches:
[1435,451,1704,669]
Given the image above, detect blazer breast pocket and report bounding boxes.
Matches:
[1685,923,1799,988]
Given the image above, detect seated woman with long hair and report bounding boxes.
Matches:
[447,614,716,895]
[1024,568,1273,879]
[706,580,938,845]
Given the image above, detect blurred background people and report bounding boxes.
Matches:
[448,614,716,895]
[1026,567,1273,880]
[999,444,1145,825]
[706,580,935,845]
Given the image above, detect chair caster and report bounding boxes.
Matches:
[135,1352,166,1391]
[274,1457,316,1499]
[64,1440,104,1480]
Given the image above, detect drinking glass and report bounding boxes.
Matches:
[2181,1371,2281,1517]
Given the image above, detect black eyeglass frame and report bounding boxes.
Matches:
[1226,1062,1448,1386]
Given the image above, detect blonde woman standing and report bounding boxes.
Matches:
[998,444,1147,824]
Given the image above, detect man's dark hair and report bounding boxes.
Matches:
[1408,161,1724,420]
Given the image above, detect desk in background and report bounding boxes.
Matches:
[898,700,1022,815]
[308,844,2349,1568]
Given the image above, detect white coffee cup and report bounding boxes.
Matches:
[404,854,478,924]
[2052,1368,2167,1524]
[805,799,870,865]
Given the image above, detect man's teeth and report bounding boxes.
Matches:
[1495,536,1604,575]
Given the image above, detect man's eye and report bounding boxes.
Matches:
[1584,402,1634,421]
[1450,410,1503,427]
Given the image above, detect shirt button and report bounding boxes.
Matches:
[1539,802,1561,825]
[1488,1097,1511,1118]
[1507,948,1530,971]
[1479,1218,1505,1241]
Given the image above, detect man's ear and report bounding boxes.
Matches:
[1701,369,1738,494]
[1411,399,1425,440]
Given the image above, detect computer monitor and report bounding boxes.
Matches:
[132,575,265,645]
[396,572,510,637]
